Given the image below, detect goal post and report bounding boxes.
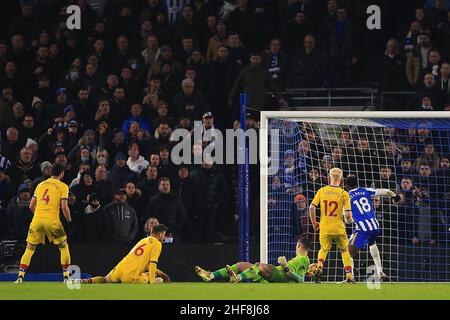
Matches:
[260,111,450,282]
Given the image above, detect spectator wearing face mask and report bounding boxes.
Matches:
[80,192,104,242]
[93,148,110,169]
[68,129,98,164]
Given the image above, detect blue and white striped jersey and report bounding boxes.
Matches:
[349,188,380,232]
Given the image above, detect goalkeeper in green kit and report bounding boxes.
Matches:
[195,236,312,283]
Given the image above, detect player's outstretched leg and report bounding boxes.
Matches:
[81,277,107,284]
[228,263,270,284]
[369,244,387,281]
[15,244,37,283]
[197,262,253,282]
[58,241,71,283]
[195,266,214,282]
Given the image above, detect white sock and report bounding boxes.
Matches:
[369,244,383,275]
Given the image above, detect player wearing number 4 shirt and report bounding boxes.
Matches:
[345,175,400,281]
[309,168,354,284]
[15,164,73,284]
[82,224,171,284]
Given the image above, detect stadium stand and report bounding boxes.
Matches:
[0,0,449,255]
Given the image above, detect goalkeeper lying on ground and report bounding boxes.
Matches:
[196,236,312,283]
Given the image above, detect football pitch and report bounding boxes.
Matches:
[0,282,449,300]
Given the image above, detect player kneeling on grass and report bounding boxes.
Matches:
[82,224,170,284]
[196,236,312,283]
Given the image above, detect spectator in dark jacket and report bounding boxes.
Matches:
[378,39,406,91]
[289,34,327,88]
[137,165,159,200]
[107,152,136,191]
[326,7,359,86]
[6,184,32,240]
[6,147,41,193]
[207,45,241,129]
[79,192,104,243]
[230,52,287,113]
[2,127,22,161]
[417,73,445,109]
[0,167,11,204]
[172,164,197,241]
[145,177,187,240]
[261,38,288,90]
[171,78,207,122]
[125,181,146,221]
[189,159,227,242]
[32,161,52,191]
[284,11,315,56]
[94,165,114,205]
[103,188,139,243]
[71,171,96,214]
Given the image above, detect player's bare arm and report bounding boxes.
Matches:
[309,204,319,231]
[29,196,37,213]
[61,199,72,223]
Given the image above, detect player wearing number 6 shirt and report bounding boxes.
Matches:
[309,168,354,283]
[15,164,73,284]
[345,175,400,280]
[82,224,170,284]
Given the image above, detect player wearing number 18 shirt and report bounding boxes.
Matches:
[345,175,400,280]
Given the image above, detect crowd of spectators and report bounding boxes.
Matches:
[269,123,450,246]
[1,0,450,245]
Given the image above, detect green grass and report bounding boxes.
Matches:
[0,282,449,300]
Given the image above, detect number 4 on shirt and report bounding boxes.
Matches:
[40,189,50,205]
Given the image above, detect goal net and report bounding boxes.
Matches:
[260,112,450,282]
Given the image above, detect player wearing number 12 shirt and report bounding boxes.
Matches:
[309,168,354,283]
[82,224,170,284]
[15,164,73,284]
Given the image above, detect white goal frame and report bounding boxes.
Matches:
[259,111,450,264]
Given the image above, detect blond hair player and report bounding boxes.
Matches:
[309,168,354,283]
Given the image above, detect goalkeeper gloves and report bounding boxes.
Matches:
[278,256,290,273]
[392,194,401,203]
